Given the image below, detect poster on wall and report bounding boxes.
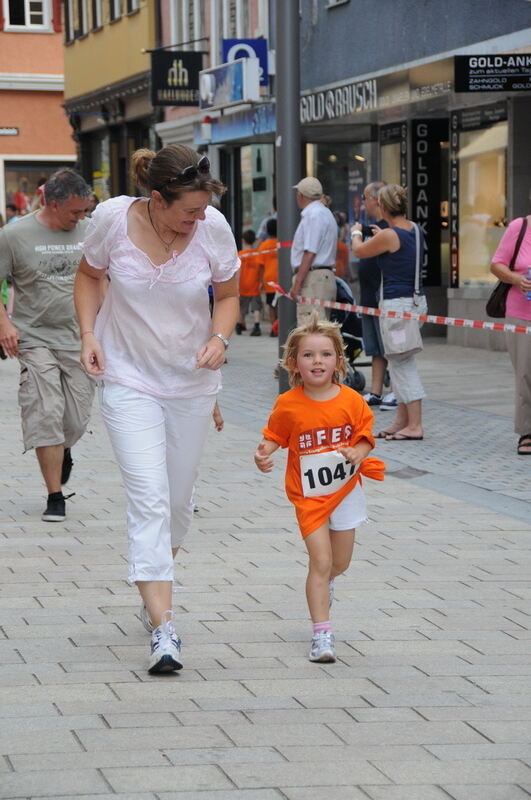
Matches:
[347,162,366,225]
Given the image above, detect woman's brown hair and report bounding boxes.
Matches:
[131,144,226,203]
[281,312,347,388]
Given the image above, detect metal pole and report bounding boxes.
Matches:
[275,0,300,393]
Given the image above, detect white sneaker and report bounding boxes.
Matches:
[139,601,153,633]
[148,612,183,674]
[380,392,398,410]
[309,630,336,663]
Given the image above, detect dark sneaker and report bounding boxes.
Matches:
[363,393,382,407]
[61,448,73,485]
[235,322,246,335]
[42,491,66,522]
[250,324,262,337]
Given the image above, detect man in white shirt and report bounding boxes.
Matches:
[289,177,338,324]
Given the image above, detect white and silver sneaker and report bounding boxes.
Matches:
[380,392,398,410]
[148,612,183,674]
[309,630,336,663]
[139,601,153,633]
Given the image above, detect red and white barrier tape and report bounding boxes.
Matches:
[267,282,531,336]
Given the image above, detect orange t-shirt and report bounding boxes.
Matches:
[335,240,349,280]
[263,384,383,537]
[238,247,261,296]
[257,237,278,287]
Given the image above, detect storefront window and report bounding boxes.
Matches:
[240,144,274,234]
[380,142,401,186]
[4,162,71,215]
[306,142,374,223]
[458,120,507,284]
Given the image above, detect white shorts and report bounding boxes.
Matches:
[329,482,367,531]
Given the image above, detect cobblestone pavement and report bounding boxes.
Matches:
[0,331,530,800]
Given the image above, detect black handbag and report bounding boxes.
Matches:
[486,218,527,318]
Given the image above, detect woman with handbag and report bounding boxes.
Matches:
[351,184,426,441]
[490,215,531,455]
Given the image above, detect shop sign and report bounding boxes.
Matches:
[199,58,260,110]
[449,112,459,288]
[194,103,275,145]
[455,54,531,92]
[456,102,507,131]
[0,127,19,135]
[300,79,377,123]
[411,119,448,286]
[380,122,408,188]
[222,38,269,86]
[150,51,203,106]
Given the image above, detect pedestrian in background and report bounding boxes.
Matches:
[290,177,338,325]
[74,144,239,675]
[0,169,94,521]
[257,217,279,336]
[237,228,263,336]
[491,213,531,455]
[255,313,384,663]
[356,182,396,412]
[351,184,426,441]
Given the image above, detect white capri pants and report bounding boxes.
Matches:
[99,381,215,584]
[381,295,427,405]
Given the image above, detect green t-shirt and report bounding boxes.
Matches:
[0,213,89,350]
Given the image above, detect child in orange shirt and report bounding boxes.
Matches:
[257,218,279,336]
[255,313,384,663]
[237,229,262,336]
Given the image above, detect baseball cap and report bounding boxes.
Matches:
[292,177,323,199]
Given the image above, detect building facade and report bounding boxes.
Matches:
[63,0,159,199]
[0,0,76,216]
[296,0,531,346]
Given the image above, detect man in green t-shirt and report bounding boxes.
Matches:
[0,169,94,522]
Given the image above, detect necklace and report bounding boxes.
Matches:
[147,200,179,252]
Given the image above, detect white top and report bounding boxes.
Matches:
[82,196,240,399]
[290,200,338,269]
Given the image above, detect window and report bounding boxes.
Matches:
[3,0,51,30]
[91,0,102,28]
[77,0,88,35]
[109,0,121,22]
[126,0,139,12]
[64,0,74,40]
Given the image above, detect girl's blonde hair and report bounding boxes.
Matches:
[281,312,347,387]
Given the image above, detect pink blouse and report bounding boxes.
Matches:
[83,196,240,398]
[491,217,531,321]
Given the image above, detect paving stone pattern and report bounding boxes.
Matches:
[0,333,530,799]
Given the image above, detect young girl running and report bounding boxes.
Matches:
[255,313,385,663]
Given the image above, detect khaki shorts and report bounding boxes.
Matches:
[295,268,336,325]
[18,347,94,451]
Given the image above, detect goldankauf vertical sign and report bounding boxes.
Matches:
[151,52,203,106]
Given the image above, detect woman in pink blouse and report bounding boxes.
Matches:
[74,145,239,674]
[491,214,531,456]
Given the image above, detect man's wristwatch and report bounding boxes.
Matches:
[211,332,229,349]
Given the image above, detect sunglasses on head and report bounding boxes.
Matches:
[163,155,211,188]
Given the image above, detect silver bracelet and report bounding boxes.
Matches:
[351,230,362,238]
[211,332,229,349]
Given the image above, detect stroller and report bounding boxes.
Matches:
[329,277,368,394]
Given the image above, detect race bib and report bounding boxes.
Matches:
[300,450,358,498]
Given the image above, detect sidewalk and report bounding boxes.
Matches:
[0,332,530,800]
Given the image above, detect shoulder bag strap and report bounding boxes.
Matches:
[508,217,528,271]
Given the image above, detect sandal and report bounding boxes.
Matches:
[376,429,397,439]
[517,434,531,456]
